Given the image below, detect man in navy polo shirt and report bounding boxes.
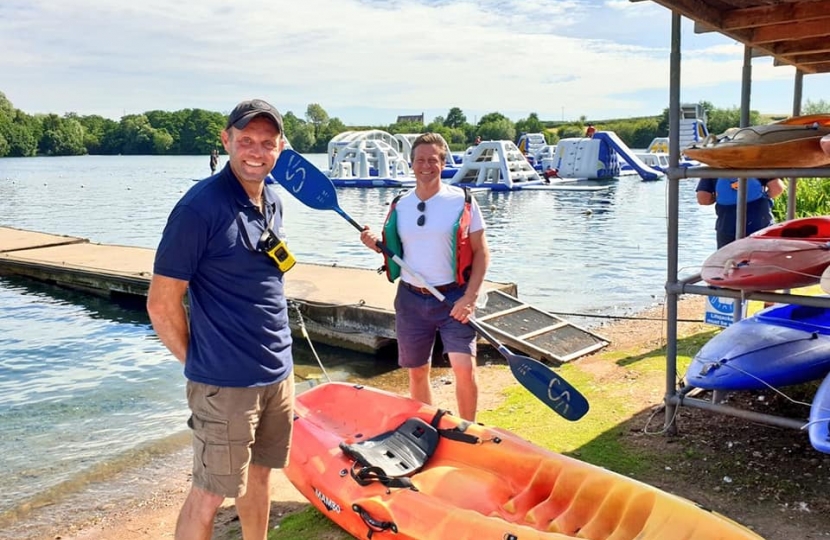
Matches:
[147,99,294,540]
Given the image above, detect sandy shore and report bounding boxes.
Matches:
[0,445,311,540]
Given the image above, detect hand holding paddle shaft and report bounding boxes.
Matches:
[271,150,589,421]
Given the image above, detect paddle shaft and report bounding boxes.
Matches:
[270,150,589,420]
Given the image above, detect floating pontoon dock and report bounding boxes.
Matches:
[0,226,607,360]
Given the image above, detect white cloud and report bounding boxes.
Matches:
[0,0,826,124]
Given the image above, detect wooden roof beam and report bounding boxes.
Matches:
[751,19,830,45]
[784,52,830,66]
[691,23,755,45]
[798,62,830,75]
[646,0,723,27]
[797,61,830,75]
[721,0,830,30]
[767,37,830,57]
[774,54,830,67]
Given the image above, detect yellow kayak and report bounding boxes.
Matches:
[285,382,763,539]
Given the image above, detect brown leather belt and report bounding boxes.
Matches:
[401,281,459,296]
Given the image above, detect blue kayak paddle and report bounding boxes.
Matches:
[270,149,590,421]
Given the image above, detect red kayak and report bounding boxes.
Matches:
[701,217,830,290]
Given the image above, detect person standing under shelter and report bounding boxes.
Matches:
[696,176,786,248]
[147,98,294,540]
[360,132,490,422]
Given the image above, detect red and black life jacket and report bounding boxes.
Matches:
[381,189,474,286]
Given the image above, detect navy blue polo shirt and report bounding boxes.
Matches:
[153,164,293,387]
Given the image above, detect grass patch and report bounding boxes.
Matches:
[613,332,716,371]
[479,363,648,476]
[269,506,350,540]
[479,330,720,479]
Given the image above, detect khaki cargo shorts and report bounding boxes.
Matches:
[185,375,294,498]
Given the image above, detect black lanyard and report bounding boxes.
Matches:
[236,202,277,253]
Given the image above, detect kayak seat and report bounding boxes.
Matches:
[779,224,819,238]
[340,417,439,489]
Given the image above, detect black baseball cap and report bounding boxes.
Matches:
[226,99,283,133]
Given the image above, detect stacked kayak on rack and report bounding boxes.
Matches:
[810,374,830,454]
[694,218,830,454]
[684,114,830,169]
[701,216,830,291]
[685,302,830,391]
[284,382,762,540]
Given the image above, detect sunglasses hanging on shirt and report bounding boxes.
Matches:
[236,204,296,273]
[417,200,426,227]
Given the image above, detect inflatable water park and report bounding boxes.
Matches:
[325,130,418,188]
[323,130,666,190]
[319,103,714,190]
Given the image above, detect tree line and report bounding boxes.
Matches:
[1,90,827,158]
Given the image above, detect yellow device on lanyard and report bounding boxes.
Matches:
[261,231,296,273]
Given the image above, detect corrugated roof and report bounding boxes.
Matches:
[640,0,830,74]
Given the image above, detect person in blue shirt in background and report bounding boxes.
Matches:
[696,177,786,248]
[147,99,294,540]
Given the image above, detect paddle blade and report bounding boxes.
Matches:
[271,149,338,211]
[504,349,589,421]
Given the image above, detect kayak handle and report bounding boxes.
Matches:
[352,503,398,538]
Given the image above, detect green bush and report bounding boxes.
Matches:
[772,177,830,221]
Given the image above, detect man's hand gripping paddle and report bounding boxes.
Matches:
[271,149,589,421]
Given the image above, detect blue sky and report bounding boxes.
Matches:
[1,0,828,126]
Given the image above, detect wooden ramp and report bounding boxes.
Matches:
[477,289,609,364]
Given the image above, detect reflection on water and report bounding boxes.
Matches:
[0,275,182,523]
[0,276,387,525]
[0,154,718,526]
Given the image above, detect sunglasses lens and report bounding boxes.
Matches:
[417,214,425,227]
[417,201,426,212]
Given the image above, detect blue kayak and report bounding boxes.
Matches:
[809,373,830,453]
[685,302,830,390]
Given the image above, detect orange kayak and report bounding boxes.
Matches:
[775,113,830,127]
[285,382,763,540]
[684,122,830,169]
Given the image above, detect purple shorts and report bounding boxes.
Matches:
[394,282,477,368]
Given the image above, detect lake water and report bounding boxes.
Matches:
[0,154,717,527]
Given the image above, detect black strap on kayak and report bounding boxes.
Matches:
[349,463,415,490]
[429,409,481,445]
